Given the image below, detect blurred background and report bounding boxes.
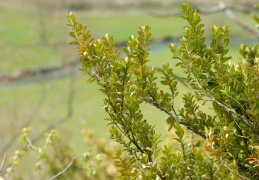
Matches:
[0,0,258,179]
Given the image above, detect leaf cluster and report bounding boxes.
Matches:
[68,2,259,179]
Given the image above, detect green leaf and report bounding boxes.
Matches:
[69,41,79,45]
[246,109,254,115]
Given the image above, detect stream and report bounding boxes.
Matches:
[1,38,257,89]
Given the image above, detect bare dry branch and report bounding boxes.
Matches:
[49,154,83,180]
[29,76,75,146]
[196,4,254,15]
[147,4,255,17]
[50,153,100,180]
[0,73,56,155]
[146,10,182,18]
[147,0,259,38]
[0,85,50,155]
[0,153,7,173]
[0,64,76,156]
[0,73,75,177]
[222,5,259,37]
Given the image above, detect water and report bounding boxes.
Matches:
[1,38,257,88]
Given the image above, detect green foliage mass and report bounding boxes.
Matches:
[68,2,259,179]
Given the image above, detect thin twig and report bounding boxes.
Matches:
[150,65,184,84]
[219,157,251,180]
[208,94,258,134]
[27,137,38,151]
[49,155,83,180]
[141,96,206,139]
[0,153,7,173]
[208,143,251,180]
[225,94,250,118]
[50,153,99,180]
[131,151,153,180]
[37,156,41,180]
[234,133,249,139]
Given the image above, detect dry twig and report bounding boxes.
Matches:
[148,0,259,38]
[0,153,7,173]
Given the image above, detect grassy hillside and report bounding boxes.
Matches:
[0,6,256,75]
